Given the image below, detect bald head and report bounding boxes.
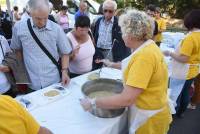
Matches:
[28,0,50,13]
[28,0,50,28]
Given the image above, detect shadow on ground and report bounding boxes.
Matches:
[168,105,200,134]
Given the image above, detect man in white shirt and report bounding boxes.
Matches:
[11,0,71,90]
[0,35,12,96]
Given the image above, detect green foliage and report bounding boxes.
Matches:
[105,0,200,18]
[175,0,200,18]
[50,0,200,18]
[50,0,63,10]
[96,0,104,4]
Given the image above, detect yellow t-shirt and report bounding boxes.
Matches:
[0,95,40,134]
[180,32,200,79]
[155,18,166,43]
[123,43,168,110]
[123,43,172,134]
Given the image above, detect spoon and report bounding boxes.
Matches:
[97,39,117,77]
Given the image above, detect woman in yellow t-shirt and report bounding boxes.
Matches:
[0,95,52,134]
[163,9,200,118]
[81,9,172,134]
[154,7,166,46]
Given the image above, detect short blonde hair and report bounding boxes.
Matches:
[119,9,154,40]
[103,0,117,10]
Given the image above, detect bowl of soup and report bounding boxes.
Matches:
[81,78,125,118]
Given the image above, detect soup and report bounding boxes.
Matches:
[88,90,116,98]
[87,73,100,80]
[44,90,60,97]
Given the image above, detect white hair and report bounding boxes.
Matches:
[103,0,117,10]
[28,0,50,12]
[119,9,154,40]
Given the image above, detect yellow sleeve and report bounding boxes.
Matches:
[180,36,193,57]
[126,58,154,89]
[15,100,40,134]
[161,19,166,30]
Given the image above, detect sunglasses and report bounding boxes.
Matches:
[104,9,114,13]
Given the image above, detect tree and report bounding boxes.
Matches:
[50,0,200,18]
[50,0,63,10]
[175,0,200,18]
[117,0,200,18]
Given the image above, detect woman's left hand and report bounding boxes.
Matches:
[95,59,113,67]
[0,65,10,72]
[70,46,80,60]
[163,50,171,57]
[80,98,92,111]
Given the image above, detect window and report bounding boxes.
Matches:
[67,0,79,14]
[85,1,97,14]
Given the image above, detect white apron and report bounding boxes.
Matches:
[121,40,166,134]
[168,30,200,109]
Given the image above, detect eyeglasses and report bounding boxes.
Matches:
[103,9,114,13]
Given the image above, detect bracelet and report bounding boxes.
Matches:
[108,62,113,67]
[61,68,68,72]
[90,98,96,109]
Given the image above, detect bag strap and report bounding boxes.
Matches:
[88,29,96,46]
[27,19,61,77]
[66,35,73,50]
[0,37,5,58]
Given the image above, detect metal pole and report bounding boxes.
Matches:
[6,0,12,18]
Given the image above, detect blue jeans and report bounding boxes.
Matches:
[176,78,194,115]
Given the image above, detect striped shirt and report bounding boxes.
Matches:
[11,19,72,90]
[96,17,114,50]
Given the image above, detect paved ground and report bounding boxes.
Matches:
[168,105,200,134]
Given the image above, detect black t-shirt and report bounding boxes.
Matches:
[0,11,12,39]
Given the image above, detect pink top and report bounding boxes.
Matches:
[67,32,95,74]
[59,15,69,30]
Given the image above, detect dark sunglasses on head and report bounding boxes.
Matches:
[104,9,114,13]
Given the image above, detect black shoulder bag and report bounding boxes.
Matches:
[27,19,61,77]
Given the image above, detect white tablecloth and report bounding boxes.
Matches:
[16,67,128,134]
[160,32,186,74]
[161,32,186,114]
[162,32,185,48]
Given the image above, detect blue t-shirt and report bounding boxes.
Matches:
[74,10,88,21]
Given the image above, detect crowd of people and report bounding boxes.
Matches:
[0,0,200,134]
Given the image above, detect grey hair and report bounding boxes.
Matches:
[119,9,154,40]
[28,0,50,12]
[103,0,117,10]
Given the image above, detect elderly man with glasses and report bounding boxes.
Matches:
[92,0,130,63]
[11,0,72,91]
